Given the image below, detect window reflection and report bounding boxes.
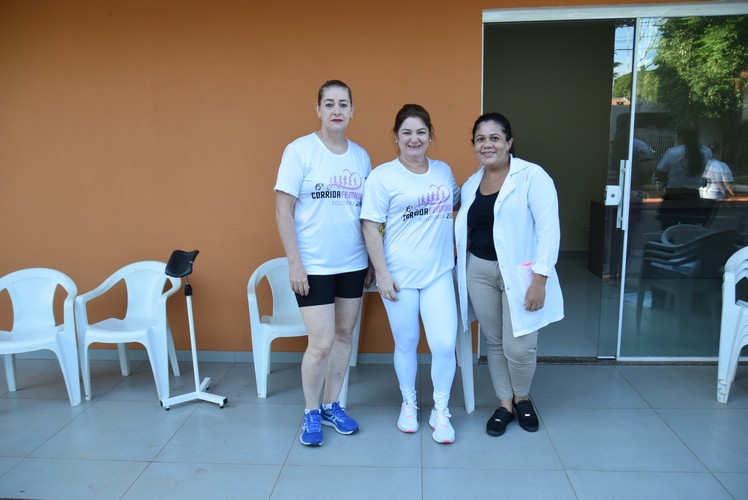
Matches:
[620,15,748,356]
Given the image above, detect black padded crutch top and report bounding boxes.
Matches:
[165,249,199,278]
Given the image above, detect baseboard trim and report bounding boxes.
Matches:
[10,350,745,365]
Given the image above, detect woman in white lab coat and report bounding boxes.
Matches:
[455,112,563,437]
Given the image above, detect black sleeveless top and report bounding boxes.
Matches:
[467,187,498,261]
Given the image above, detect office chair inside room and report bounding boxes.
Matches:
[0,268,81,406]
[74,261,181,401]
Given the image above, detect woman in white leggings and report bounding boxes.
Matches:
[361,104,460,444]
[383,271,457,424]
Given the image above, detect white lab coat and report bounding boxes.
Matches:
[455,156,564,337]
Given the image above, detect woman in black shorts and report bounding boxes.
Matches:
[274,80,374,446]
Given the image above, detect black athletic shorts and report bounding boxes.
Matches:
[295,268,367,307]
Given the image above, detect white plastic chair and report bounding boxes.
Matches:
[717,246,748,403]
[0,268,81,406]
[247,257,359,405]
[455,317,476,414]
[75,261,181,402]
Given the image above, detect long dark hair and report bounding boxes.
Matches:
[677,122,705,176]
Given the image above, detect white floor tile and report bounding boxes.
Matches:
[533,365,648,409]
[542,408,705,472]
[204,362,266,404]
[345,364,406,406]
[657,408,748,473]
[421,406,563,471]
[271,465,421,500]
[95,361,165,402]
[714,472,748,500]
[0,359,58,397]
[618,365,748,408]
[0,398,88,457]
[423,468,576,499]
[31,400,194,461]
[0,457,22,476]
[0,457,147,500]
[2,357,747,499]
[567,471,733,500]
[218,362,304,404]
[156,403,300,465]
[123,462,281,500]
[0,360,79,402]
[167,360,233,395]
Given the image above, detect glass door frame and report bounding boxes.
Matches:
[483,1,748,359]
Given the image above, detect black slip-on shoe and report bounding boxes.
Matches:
[486,407,514,436]
[513,399,539,432]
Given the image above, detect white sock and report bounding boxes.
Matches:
[401,387,417,405]
[433,390,450,413]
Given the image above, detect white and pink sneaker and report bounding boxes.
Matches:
[429,407,455,444]
[397,401,419,433]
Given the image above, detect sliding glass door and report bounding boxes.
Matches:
[618,14,748,357]
[483,2,748,359]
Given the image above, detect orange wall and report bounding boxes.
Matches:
[0,0,687,354]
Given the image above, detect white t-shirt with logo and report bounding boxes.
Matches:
[361,157,459,288]
[275,133,371,275]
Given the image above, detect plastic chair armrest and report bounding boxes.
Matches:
[63,293,76,329]
[76,275,123,306]
[154,278,181,330]
[74,274,124,330]
[161,278,181,300]
[247,287,262,330]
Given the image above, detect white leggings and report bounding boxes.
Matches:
[382,270,457,404]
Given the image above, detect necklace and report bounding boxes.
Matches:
[484,170,507,184]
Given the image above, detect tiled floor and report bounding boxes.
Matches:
[1,357,748,500]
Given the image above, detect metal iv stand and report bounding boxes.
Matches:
[161,249,227,410]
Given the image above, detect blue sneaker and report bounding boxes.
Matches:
[320,402,359,435]
[300,409,323,446]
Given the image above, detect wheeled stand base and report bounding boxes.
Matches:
[160,249,228,411]
[161,377,227,410]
